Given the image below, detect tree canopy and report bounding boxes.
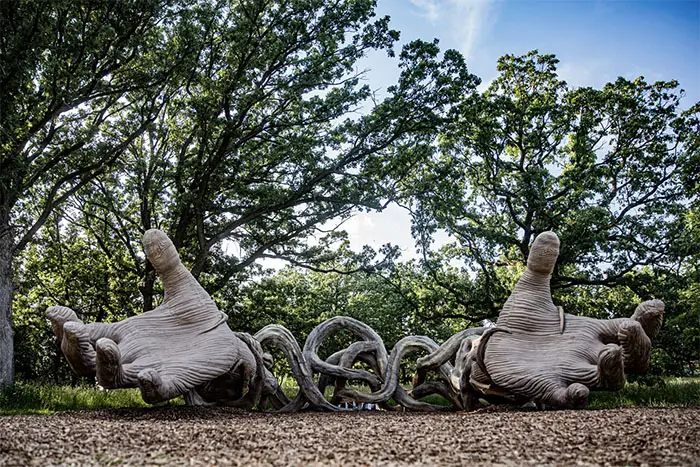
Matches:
[403,51,697,318]
[1,0,476,387]
[1,0,190,388]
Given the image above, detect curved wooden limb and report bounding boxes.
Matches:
[317,350,343,398]
[339,335,456,411]
[409,380,463,409]
[261,382,291,411]
[255,324,340,412]
[61,322,97,377]
[95,337,136,388]
[303,316,387,388]
[541,382,590,409]
[416,327,485,371]
[631,299,664,340]
[46,306,82,344]
[617,320,652,374]
[394,386,453,412]
[137,368,184,404]
[452,337,475,390]
[449,337,485,410]
[330,341,382,404]
[597,343,626,390]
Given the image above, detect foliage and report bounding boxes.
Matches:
[0,0,195,387]
[394,51,699,375]
[229,261,449,359]
[12,217,144,383]
[588,378,700,409]
[67,1,478,290]
[406,51,697,312]
[0,0,182,252]
[230,247,473,344]
[4,0,476,384]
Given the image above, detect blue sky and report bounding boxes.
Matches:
[367,0,699,100]
[337,0,700,261]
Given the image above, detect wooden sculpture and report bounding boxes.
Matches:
[46,230,663,410]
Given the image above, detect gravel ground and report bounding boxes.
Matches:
[1,406,698,466]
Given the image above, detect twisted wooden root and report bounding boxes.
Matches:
[250,236,663,412]
[252,316,482,412]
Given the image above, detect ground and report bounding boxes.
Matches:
[1,406,698,466]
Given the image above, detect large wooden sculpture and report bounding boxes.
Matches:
[46,230,662,410]
[448,231,664,409]
[46,229,281,408]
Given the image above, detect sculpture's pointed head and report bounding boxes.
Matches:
[142,229,179,272]
[527,231,560,275]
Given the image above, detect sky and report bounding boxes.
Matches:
[266,0,700,267]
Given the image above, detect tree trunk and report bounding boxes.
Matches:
[139,260,156,312]
[0,230,14,389]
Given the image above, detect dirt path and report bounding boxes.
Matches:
[1,406,698,466]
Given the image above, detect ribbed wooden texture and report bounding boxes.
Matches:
[46,229,257,404]
[470,232,664,408]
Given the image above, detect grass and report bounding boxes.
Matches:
[1,377,697,415]
[0,381,182,415]
[588,377,700,409]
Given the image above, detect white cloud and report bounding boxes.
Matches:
[410,0,442,22]
[344,212,377,246]
[558,60,604,89]
[408,1,497,60]
[477,75,495,93]
[343,206,418,259]
[449,0,496,60]
[557,60,664,91]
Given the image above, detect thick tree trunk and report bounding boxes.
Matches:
[0,231,14,389]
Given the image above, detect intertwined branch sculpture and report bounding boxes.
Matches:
[46,230,662,411]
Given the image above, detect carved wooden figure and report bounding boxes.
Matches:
[461,231,664,408]
[46,229,278,407]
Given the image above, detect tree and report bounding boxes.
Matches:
[0,0,191,388]
[6,0,478,386]
[405,50,698,322]
[62,7,477,298]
